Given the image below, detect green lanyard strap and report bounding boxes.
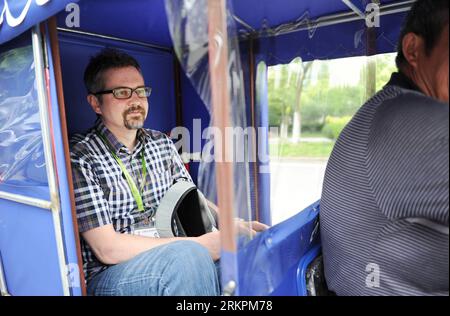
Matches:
[97,132,147,212]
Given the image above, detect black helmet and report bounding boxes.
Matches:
[155,181,218,237]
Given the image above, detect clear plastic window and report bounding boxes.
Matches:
[269,53,397,224]
[0,34,50,200]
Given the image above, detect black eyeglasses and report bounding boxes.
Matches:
[94,86,152,99]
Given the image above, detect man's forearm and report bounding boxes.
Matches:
[99,233,195,265]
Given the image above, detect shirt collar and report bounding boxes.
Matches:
[386,71,423,94]
[137,128,149,144]
[94,118,146,154]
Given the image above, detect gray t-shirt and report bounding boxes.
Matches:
[320,73,449,295]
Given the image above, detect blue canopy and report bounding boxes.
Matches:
[0,0,77,44]
[1,0,411,62]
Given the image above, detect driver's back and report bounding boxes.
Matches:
[320,83,449,296]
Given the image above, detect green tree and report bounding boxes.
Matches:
[268,53,397,137]
[268,61,297,138]
[291,60,314,142]
[375,53,397,90]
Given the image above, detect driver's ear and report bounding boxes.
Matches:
[87,94,102,115]
[402,32,423,70]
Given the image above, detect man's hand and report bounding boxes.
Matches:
[194,220,269,261]
[235,219,270,238]
[206,199,270,237]
[195,230,221,261]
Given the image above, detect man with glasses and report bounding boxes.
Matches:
[70,48,220,296]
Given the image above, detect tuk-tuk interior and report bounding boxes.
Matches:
[0,0,413,296]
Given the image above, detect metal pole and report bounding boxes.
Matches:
[0,191,52,210]
[365,0,380,99]
[32,25,71,296]
[49,17,87,296]
[0,251,10,296]
[244,0,414,39]
[248,39,260,223]
[207,0,238,295]
[57,27,172,53]
[342,0,365,19]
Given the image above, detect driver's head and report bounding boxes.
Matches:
[396,0,449,102]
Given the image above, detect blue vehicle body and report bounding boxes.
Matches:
[0,0,411,296]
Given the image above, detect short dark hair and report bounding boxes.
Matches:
[84,48,141,95]
[396,0,449,69]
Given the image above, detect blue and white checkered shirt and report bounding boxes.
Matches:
[70,119,192,281]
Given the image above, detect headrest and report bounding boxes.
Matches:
[155,181,218,237]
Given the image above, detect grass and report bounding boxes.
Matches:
[299,132,327,138]
[270,141,335,158]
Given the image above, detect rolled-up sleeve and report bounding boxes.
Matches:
[165,135,193,183]
[70,150,112,233]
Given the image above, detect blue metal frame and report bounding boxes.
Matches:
[237,200,321,296]
[296,244,322,296]
[44,24,83,296]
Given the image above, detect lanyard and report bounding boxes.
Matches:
[97,132,147,212]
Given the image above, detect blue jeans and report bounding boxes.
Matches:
[87,241,220,296]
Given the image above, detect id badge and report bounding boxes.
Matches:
[132,217,160,238]
[133,227,160,238]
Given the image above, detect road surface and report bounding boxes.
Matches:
[269,159,328,225]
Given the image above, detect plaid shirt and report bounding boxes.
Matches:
[70,119,192,281]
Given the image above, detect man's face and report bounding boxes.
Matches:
[419,25,449,103]
[93,66,149,130]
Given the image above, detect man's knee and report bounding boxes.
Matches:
[88,241,219,295]
[159,241,219,295]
